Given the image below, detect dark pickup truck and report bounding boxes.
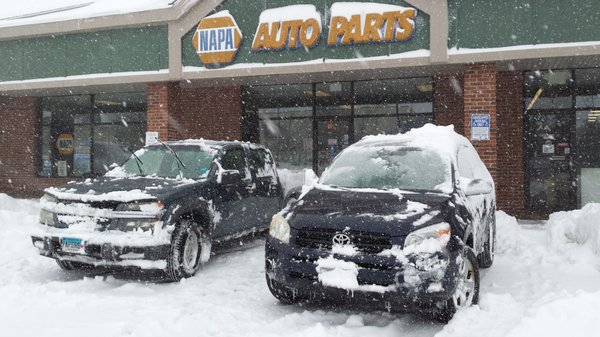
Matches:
[32,140,283,281]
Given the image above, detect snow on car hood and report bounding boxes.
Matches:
[45,176,198,203]
[289,186,449,236]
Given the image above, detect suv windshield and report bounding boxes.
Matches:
[319,146,451,192]
[119,146,215,179]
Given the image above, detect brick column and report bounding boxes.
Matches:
[434,74,464,135]
[147,82,179,141]
[463,63,498,182]
[147,82,242,141]
[497,71,526,216]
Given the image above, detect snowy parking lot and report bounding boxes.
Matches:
[1,193,599,337]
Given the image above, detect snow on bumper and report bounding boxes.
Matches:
[31,223,171,270]
[265,235,461,306]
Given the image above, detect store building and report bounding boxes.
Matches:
[1,0,600,219]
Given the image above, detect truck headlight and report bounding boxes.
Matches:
[121,201,164,214]
[39,209,57,226]
[404,223,451,249]
[269,213,290,244]
[40,193,58,204]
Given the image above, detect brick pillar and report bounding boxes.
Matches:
[147,82,242,142]
[463,63,498,182]
[147,82,178,141]
[434,74,464,135]
[497,71,526,216]
[0,96,37,196]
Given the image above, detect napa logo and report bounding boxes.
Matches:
[192,10,243,66]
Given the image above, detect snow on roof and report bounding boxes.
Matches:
[0,0,175,28]
[356,123,468,157]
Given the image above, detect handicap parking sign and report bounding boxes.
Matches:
[471,114,490,141]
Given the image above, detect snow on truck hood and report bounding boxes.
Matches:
[45,176,197,203]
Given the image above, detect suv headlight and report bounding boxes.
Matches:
[269,213,290,244]
[404,223,451,250]
[117,219,159,232]
[39,209,57,226]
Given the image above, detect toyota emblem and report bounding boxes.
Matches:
[332,233,352,245]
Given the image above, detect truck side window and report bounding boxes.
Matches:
[221,148,247,179]
[248,149,275,178]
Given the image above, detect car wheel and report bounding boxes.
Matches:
[166,220,205,282]
[55,259,95,271]
[265,273,300,304]
[478,220,495,268]
[436,246,480,322]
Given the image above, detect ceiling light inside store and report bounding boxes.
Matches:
[587,110,600,123]
[416,84,433,93]
[543,71,571,85]
[95,99,122,106]
[315,90,331,97]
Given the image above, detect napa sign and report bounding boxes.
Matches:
[192,10,242,66]
[193,3,418,66]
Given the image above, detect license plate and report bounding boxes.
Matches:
[60,237,84,254]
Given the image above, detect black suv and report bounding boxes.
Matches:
[32,140,282,281]
[265,125,496,320]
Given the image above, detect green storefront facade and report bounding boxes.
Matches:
[0,0,600,219]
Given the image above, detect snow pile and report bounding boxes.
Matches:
[546,203,600,260]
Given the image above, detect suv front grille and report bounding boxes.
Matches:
[295,228,392,254]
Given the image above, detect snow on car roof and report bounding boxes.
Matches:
[355,124,469,157]
[0,0,175,28]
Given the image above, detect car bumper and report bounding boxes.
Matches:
[265,236,462,310]
[31,230,170,270]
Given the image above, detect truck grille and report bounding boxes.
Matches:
[295,228,392,254]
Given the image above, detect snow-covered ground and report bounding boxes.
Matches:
[1,193,599,337]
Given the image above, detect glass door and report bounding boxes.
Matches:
[315,82,352,174]
[525,111,576,212]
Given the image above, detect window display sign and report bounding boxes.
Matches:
[471,114,490,141]
[192,10,243,66]
[56,133,74,155]
[145,131,159,146]
[57,160,68,177]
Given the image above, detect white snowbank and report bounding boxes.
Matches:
[546,203,600,261]
[1,193,600,337]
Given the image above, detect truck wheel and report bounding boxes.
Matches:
[478,220,496,268]
[436,246,480,322]
[266,274,299,304]
[166,220,205,282]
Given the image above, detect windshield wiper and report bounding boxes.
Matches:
[114,136,144,175]
[154,137,186,177]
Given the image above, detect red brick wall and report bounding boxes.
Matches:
[497,71,526,216]
[434,74,464,134]
[0,96,75,198]
[463,63,498,183]
[147,82,241,141]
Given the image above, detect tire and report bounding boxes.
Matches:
[55,259,95,271]
[265,273,299,304]
[478,219,496,268]
[436,246,480,322]
[165,220,206,282]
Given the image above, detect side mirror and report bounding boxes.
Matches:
[219,170,242,186]
[465,179,493,196]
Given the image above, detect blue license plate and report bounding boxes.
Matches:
[60,237,83,253]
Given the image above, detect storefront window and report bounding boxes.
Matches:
[575,69,600,206]
[243,77,432,174]
[38,93,146,178]
[244,84,313,171]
